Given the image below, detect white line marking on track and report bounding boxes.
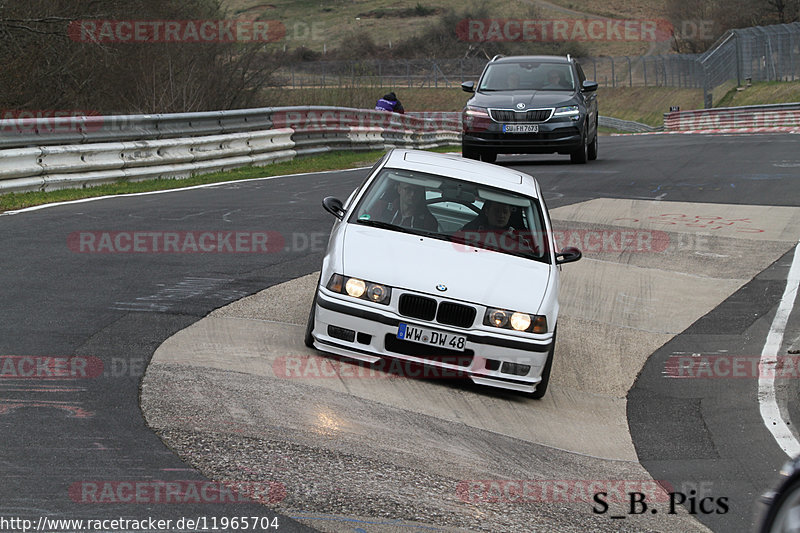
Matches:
[760,240,800,457]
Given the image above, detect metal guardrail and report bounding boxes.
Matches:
[598,116,661,132]
[6,102,795,194]
[0,109,276,150]
[0,107,460,194]
[663,102,800,131]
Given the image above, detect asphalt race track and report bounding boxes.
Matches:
[1,134,800,532]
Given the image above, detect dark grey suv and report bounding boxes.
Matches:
[461,55,599,164]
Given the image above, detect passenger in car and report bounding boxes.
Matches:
[460,200,514,231]
[543,69,567,89]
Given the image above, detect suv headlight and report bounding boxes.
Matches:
[463,105,490,118]
[484,308,547,333]
[553,105,580,117]
[327,274,392,305]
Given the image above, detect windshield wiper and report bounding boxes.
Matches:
[355,219,442,239]
[355,219,406,231]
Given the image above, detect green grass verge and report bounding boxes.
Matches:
[0,146,460,212]
[716,80,800,108]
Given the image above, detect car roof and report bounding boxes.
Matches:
[492,55,571,64]
[382,149,541,198]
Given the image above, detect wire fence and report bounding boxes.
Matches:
[275,22,800,107]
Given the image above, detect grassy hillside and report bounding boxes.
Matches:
[222,0,670,57]
[716,81,800,108]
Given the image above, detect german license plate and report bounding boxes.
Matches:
[503,124,539,133]
[397,323,466,352]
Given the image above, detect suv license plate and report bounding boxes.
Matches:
[397,323,466,352]
[503,124,539,133]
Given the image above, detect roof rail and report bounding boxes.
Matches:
[490,54,505,62]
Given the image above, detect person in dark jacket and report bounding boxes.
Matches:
[375,92,405,114]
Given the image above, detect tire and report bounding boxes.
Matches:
[481,151,497,164]
[587,131,598,161]
[304,286,319,349]
[530,327,556,399]
[462,145,480,160]
[570,138,587,164]
[759,478,800,533]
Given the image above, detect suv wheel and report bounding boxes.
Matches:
[570,136,588,164]
[462,145,480,160]
[587,132,598,161]
[481,151,497,164]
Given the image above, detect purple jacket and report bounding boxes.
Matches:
[375,93,405,114]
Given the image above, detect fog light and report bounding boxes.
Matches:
[501,362,531,376]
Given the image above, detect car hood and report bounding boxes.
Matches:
[470,90,577,109]
[341,224,553,314]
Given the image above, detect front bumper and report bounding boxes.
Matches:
[310,289,553,393]
[462,118,584,154]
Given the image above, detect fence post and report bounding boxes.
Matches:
[626,56,632,86]
[611,57,616,88]
[642,56,647,86]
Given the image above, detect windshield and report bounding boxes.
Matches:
[347,167,550,262]
[479,61,575,92]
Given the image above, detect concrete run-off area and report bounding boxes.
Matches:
[141,198,800,532]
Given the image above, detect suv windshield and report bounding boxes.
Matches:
[479,62,575,92]
[348,167,550,262]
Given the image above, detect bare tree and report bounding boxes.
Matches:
[0,0,286,113]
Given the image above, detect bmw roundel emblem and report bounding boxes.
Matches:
[516,102,526,110]
[436,284,447,292]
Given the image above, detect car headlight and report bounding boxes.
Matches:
[553,105,580,117]
[484,307,547,333]
[463,105,490,118]
[327,274,392,305]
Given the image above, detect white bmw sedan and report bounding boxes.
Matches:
[304,149,581,397]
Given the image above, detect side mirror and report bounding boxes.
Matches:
[581,80,599,92]
[556,246,582,264]
[461,81,475,93]
[322,196,345,220]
